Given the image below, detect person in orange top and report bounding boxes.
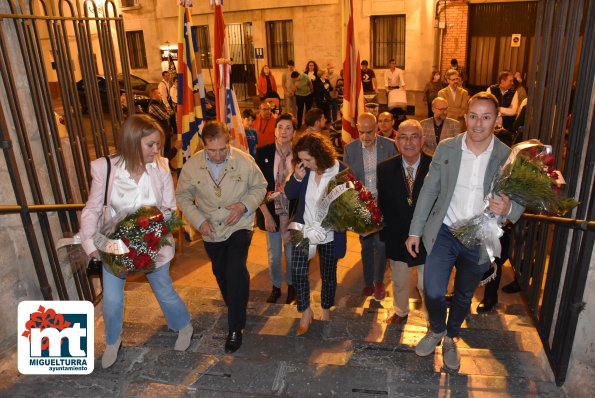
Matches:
[254,101,278,148]
[257,65,280,102]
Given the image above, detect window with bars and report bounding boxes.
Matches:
[191,25,212,68]
[126,30,147,69]
[266,20,294,68]
[371,15,406,69]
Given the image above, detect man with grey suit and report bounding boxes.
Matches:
[344,112,397,301]
[405,92,524,370]
[420,97,461,155]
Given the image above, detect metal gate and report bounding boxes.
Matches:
[0,0,133,304]
[466,2,538,94]
[510,0,594,386]
[227,22,256,100]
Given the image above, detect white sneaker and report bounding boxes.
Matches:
[174,324,193,351]
[442,336,461,370]
[101,337,121,369]
[415,330,446,357]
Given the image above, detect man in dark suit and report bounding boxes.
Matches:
[343,112,397,301]
[377,120,431,326]
[405,92,524,370]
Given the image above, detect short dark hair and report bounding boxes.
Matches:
[287,60,295,66]
[201,121,229,143]
[293,132,337,172]
[450,58,458,65]
[162,71,168,77]
[305,108,324,127]
[276,113,297,130]
[468,91,499,114]
[498,70,513,83]
[290,71,300,79]
[242,109,256,120]
[388,58,396,63]
[361,60,368,66]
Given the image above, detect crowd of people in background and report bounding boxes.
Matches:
[87,56,530,371]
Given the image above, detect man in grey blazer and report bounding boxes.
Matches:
[344,112,397,301]
[405,92,524,371]
[420,97,461,155]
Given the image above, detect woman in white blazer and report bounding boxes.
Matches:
[80,114,192,369]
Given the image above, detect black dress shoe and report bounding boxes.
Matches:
[286,285,297,305]
[502,280,521,294]
[266,286,282,303]
[224,331,242,353]
[476,299,497,313]
[445,293,455,302]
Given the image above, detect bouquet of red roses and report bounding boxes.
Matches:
[290,169,383,257]
[321,170,383,233]
[95,206,183,276]
[452,140,579,252]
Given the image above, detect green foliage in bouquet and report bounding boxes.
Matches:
[100,206,183,276]
[321,169,383,234]
[495,155,579,216]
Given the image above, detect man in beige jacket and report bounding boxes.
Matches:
[176,121,267,354]
[437,70,469,130]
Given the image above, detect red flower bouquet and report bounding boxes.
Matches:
[452,140,579,252]
[322,170,384,233]
[95,206,183,276]
[290,169,384,254]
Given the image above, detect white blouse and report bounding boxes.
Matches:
[304,160,340,244]
[110,161,157,216]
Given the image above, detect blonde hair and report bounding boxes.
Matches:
[116,114,164,174]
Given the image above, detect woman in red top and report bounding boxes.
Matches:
[257,65,280,103]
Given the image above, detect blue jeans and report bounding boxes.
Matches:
[360,232,387,287]
[265,231,293,288]
[424,224,490,338]
[102,263,191,344]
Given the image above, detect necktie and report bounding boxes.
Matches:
[406,166,414,191]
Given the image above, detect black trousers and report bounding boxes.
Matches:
[203,229,253,332]
[482,229,511,301]
[296,94,314,129]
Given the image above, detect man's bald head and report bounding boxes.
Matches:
[357,112,377,148]
[431,97,449,124]
[357,112,377,127]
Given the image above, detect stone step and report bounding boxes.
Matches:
[2,281,560,398]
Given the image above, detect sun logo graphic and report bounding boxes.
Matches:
[18,301,94,374]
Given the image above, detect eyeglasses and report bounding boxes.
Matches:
[358,130,376,135]
[432,107,448,111]
[396,135,421,142]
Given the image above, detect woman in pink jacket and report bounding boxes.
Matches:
[80,114,192,369]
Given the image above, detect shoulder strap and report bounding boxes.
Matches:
[104,156,111,206]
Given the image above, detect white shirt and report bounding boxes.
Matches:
[110,161,157,216]
[361,140,378,196]
[444,134,494,227]
[169,85,178,104]
[158,79,171,110]
[304,161,340,244]
[402,155,421,177]
[384,68,405,88]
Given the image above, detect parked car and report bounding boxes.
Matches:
[76,74,154,113]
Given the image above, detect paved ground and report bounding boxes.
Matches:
[0,229,563,397]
